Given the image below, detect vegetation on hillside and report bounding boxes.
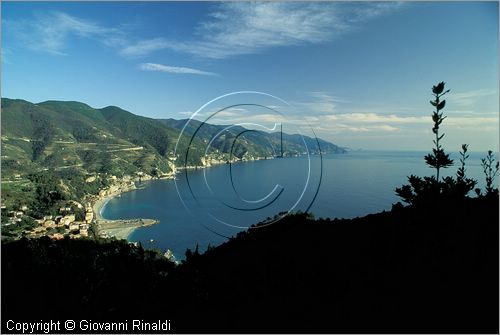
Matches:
[395,82,497,207]
[1,98,178,180]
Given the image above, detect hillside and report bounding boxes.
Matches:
[1,98,344,179]
[1,98,182,179]
[2,195,498,333]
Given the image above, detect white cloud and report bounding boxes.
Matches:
[120,38,171,57]
[139,63,218,76]
[446,116,498,127]
[308,91,349,103]
[317,122,400,133]
[375,124,400,132]
[294,88,498,135]
[123,2,401,59]
[7,11,125,55]
[321,112,497,133]
[325,113,429,124]
[450,89,497,107]
[8,3,401,59]
[347,127,370,132]
[291,91,349,115]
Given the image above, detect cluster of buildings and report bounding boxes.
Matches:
[2,204,29,225]
[2,172,172,241]
[197,151,270,168]
[28,202,94,240]
[97,176,136,198]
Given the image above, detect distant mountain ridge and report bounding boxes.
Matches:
[1,98,345,179]
[159,118,345,160]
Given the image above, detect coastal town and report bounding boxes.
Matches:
[1,171,168,242]
[0,152,272,243]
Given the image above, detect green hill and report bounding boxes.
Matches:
[2,98,344,180]
[1,98,180,179]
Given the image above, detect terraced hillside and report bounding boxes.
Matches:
[1,98,181,179]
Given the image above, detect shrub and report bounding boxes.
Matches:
[396,82,477,206]
[476,150,499,197]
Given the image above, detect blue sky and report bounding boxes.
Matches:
[2,1,498,151]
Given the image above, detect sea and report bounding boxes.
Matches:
[101,150,491,259]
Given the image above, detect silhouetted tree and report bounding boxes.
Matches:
[425,81,453,180]
[479,150,499,196]
[396,82,477,206]
[454,144,477,197]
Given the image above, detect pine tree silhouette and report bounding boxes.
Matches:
[424,82,453,180]
[395,82,478,206]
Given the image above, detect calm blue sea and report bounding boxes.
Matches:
[101,150,490,259]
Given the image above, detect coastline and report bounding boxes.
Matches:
[90,159,268,241]
[92,193,113,222]
[92,184,160,241]
[90,155,306,239]
[91,153,334,241]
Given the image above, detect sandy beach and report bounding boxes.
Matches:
[92,188,159,241]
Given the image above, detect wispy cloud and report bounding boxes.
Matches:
[325,113,429,124]
[292,91,350,115]
[139,63,218,76]
[329,124,400,133]
[450,89,497,107]
[121,38,171,57]
[286,89,498,135]
[8,3,401,59]
[322,113,497,134]
[308,91,350,104]
[6,11,125,55]
[174,93,497,138]
[288,88,498,135]
[123,2,402,59]
[178,111,194,117]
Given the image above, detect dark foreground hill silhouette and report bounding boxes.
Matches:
[2,195,498,333]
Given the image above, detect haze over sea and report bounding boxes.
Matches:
[101,150,490,259]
